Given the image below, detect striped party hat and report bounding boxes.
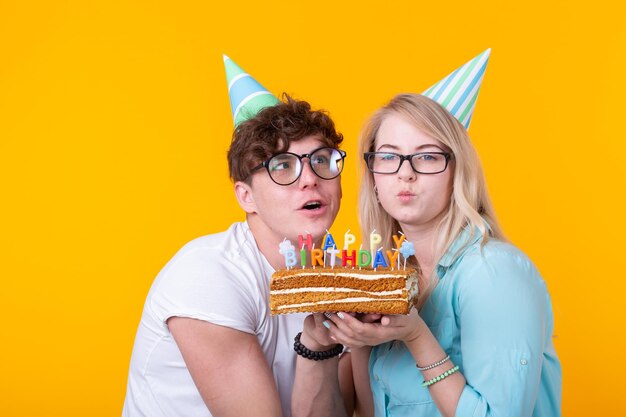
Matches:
[422,49,491,129]
[223,55,280,127]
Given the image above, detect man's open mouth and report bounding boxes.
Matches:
[302,201,322,210]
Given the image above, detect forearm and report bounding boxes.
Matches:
[291,332,348,417]
[404,327,465,417]
[351,347,374,417]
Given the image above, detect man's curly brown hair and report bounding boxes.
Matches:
[227,94,343,183]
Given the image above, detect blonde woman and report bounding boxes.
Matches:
[291,94,561,417]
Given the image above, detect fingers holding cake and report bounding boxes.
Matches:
[300,313,341,350]
[319,311,390,348]
[319,309,426,348]
[377,308,426,343]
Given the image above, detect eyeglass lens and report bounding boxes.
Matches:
[267,148,344,185]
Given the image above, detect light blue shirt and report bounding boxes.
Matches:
[369,228,561,417]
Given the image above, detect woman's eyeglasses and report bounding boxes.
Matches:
[363,151,453,175]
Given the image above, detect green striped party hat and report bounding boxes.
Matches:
[422,49,491,129]
[223,55,280,127]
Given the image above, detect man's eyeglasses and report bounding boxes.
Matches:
[363,151,453,175]
[250,147,347,186]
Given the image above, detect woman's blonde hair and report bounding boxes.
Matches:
[358,94,504,296]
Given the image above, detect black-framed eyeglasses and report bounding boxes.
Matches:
[250,147,347,186]
[363,151,453,175]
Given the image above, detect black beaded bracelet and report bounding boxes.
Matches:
[293,332,343,361]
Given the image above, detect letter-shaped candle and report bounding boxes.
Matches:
[298,233,313,250]
[284,250,297,268]
[344,230,356,250]
[392,234,406,249]
[323,233,337,251]
[372,249,388,269]
[327,247,340,268]
[300,246,307,268]
[357,250,372,267]
[311,249,324,266]
[279,239,297,269]
[369,230,382,265]
[386,249,399,269]
[342,250,357,267]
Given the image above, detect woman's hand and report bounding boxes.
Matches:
[322,308,427,348]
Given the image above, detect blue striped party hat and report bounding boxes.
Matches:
[223,55,280,127]
[422,49,491,129]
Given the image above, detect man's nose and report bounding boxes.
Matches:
[297,159,319,188]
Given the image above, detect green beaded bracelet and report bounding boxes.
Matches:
[421,365,460,387]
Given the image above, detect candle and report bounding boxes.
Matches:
[372,247,388,270]
[327,246,340,268]
[357,249,371,268]
[357,243,371,269]
[399,241,415,270]
[323,232,337,251]
[344,230,356,250]
[298,233,313,250]
[392,233,406,249]
[370,230,382,265]
[311,246,324,268]
[300,244,307,269]
[342,249,357,267]
[386,248,399,270]
[279,238,297,269]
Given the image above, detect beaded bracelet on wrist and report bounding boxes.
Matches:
[416,354,450,371]
[421,365,460,387]
[293,332,343,361]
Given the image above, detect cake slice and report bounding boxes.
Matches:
[269,266,420,315]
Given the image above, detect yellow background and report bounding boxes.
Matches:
[1,0,624,415]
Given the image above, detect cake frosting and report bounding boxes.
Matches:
[269,266,420,315]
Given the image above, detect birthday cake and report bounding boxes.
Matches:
[270,266,420,315]
[270,231,420,315]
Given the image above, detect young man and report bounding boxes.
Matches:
[122,58,345,417]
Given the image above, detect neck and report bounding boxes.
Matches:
[400,224,438,279]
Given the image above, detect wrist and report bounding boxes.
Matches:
[294,332,343,361]
[299,331,336,351]
[402,316,427,344]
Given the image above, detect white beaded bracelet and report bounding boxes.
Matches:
[416,354,450,371]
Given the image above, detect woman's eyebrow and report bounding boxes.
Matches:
[375,144,400,151]
[375,143,444,152]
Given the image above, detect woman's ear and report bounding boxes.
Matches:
[234,181,257,214]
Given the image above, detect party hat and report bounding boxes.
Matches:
[422,49,491,129]
[223,55,280,127]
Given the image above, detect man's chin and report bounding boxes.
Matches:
[294,219,334,240]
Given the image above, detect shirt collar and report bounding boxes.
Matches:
[437,223,486,270]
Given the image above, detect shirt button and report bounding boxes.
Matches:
[374,375,380,382]
[520,359,528,365]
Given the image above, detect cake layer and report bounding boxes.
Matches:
[270,266,420,315]
[271,275,406,292]
[273,299,411,315]
[271,289,405,305]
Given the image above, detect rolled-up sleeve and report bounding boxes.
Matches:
[452,246,550,417]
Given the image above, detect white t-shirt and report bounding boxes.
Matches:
[123,222,307,417]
